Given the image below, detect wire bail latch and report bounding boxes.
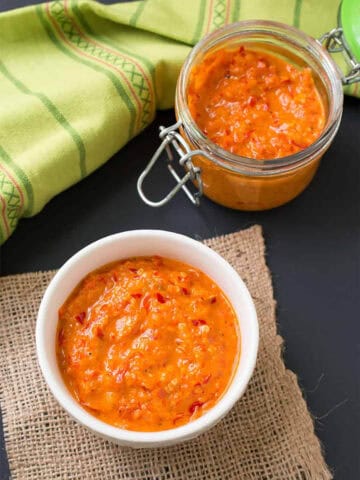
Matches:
[137,121,212,207]
[318,27,360,85]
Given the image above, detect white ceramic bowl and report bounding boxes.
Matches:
[36,230,258,448]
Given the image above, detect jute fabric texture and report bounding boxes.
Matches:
[0,226,332,479]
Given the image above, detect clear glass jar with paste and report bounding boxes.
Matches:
[138,3,359,211]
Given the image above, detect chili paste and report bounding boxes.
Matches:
[188,45,325,159]
[57,256,239,431]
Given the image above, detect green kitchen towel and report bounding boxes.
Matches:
[0,0,357,244]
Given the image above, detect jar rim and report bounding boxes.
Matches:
[176,20,344,176]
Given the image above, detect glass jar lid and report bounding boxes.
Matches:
[318,0,360,85]
[341,0,360,62]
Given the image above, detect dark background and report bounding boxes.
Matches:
[0,1,359,479]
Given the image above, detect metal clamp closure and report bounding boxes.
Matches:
[137,120,210,207]
[318,27,360,85]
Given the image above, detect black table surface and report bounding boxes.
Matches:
[0,2,359,479]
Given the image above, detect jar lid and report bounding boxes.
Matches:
[341,0,360,62]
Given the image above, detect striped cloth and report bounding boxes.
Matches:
[0,0,356,244]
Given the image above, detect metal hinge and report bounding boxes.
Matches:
[318,27,360,85]
[137,121,212,207]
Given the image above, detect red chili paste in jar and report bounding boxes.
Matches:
[188,45,326,159]
[57,256,239,431]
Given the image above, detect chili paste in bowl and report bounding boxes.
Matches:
[57,256,239,432]
[37,230,258,447]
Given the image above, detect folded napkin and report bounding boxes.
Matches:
[0,0,356,244]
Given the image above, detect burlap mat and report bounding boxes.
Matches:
[0,226,331,480]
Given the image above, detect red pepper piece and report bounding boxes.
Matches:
[291,140,306,149]
[112,273,118,282]
[129,268,138,273]
[189,401,204,414]
[182,287,190,295]
[248,96,256,107]
[141,293,151,311]
[173,413,185,425]
[96,327,104,339]
[75,311,86,325]
[156,293,166,304]
[210,296,217,304]
[58,328,65,346]
[131,293,142,299]
[192,319,207,326]
[203,374,212,384]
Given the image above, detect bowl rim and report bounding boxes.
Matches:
[36,229,259,445]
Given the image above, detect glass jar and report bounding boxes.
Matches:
[174,21,343,210]
[138,13,358,210]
